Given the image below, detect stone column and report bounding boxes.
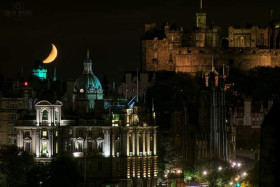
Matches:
[36,131,40,157]
[153,130,157,155]
[136,133,140,156]
[127,132,130,156]
[36,109,40,125]
[112,131,115,157]
[17,130,23,148]
[142,132,146,155]
[32,130,36,154]
[132,131,135,156]
[49,130,53,157]
[146,131,150,155]
[84,139,88,154]
[104,129,111,157]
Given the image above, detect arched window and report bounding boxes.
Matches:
[42,110,48,120]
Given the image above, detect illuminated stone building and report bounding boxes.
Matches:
[15,54,158,187]
[141,6,280,74]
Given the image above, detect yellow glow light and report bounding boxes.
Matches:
[43,44,58,63]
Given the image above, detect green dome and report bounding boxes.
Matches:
[74,73,103,94]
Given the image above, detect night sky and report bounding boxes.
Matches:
[0,0,280,83]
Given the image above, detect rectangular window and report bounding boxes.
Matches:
[55,111,58,120]
[8,113,17,120]
[42,131,47,137]
[42,141,47,155]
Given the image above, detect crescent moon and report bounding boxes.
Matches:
[43,44,58,63]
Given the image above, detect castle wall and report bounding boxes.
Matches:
[142,41,280,73]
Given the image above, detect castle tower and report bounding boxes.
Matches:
[196,0,207,28]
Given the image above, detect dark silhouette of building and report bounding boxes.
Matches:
[260,101,280,186]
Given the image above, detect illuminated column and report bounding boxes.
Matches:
[142,132,146,155]
[104,130,110,157]
[32,130,36,154]
[146,131,150,155]
[84,139,88,153]
[49,130,53,157]
[48,132,51,157]
[112,131,115,157]
[137,133,140,156]
[127,132,130,156]
[36,131,40,157]
[17,130,23,148]
[132,131,135,156]
[36,109,40,125]
[153,130,157,155]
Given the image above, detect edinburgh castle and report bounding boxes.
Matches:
[141,7,280,74]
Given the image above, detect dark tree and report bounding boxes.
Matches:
[47,155,82,187]
[0,145,34,187]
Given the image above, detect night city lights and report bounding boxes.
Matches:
[0,0,280,187]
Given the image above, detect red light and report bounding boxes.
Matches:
[24,82,28,86]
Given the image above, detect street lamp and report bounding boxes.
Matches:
[237,162,241,168]
[202,170,207,176]
[218,166,222,171]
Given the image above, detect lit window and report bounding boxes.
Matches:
[55,111,58,120]
[42,131,47,137]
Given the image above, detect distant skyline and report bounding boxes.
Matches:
[1,0,280,83]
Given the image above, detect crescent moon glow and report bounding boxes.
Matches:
[43,44,58,63]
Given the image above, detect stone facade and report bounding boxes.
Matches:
[141,10,280,74]
[15,100,158,187]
